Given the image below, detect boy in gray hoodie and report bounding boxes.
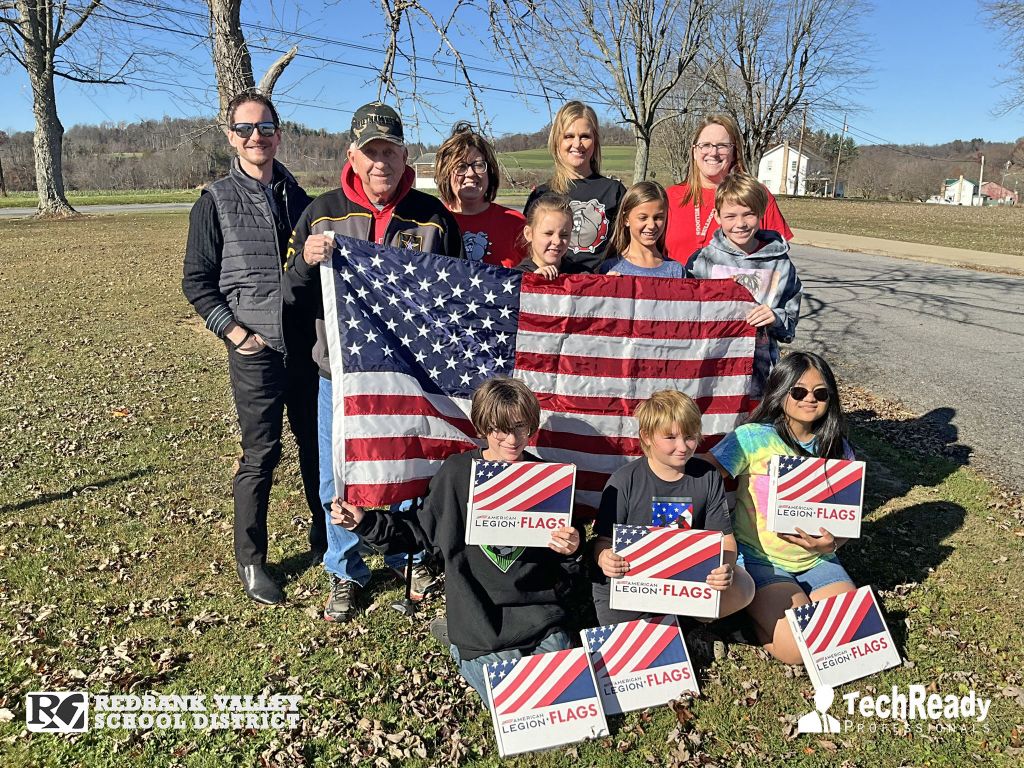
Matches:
[686,173,802,393]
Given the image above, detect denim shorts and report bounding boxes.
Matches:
[737,545,853,595]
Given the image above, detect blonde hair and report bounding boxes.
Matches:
[471,377,541,437]
[547,101,602,194]
[635,391,703,456]
[608,180,668,258]
[521,191,572,254]
[679,114,748,208]
[433,122,501,207]
[714,172,769,218]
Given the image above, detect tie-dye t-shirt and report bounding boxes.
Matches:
[711,422,854,573]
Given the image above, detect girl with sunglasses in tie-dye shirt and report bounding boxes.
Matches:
[706,352,858,664]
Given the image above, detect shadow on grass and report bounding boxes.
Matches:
[0,467,153,514]
[851,405,970,511]
[844,500,965,591]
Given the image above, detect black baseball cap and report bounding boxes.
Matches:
[350,102,404,148]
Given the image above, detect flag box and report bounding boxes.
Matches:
[786,585,901,690]
[766,455,866,539]
[608,526,722,619]
[485,647,609,758]
[465,460,575,547]
[582,615,699,715]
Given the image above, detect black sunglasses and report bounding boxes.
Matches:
[230,122,278,138]
[789,386,830,403]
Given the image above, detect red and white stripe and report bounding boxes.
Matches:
[473,462,575,511]
[489,648,590,716]
[778,458,864,504]
[329,271,756,509]
[591,616,680,678]
[802,587,876,654]
[617,528,721,580]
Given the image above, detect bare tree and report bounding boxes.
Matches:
[983,1,1024,114]
[704,0,870,170]
[487,1,711,182]
[206,0,296,120]
[0,0,135,215]
[0,130,8,196]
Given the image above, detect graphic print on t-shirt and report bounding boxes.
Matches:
[651,497,693,528]
[463,231,489,262]
[709,264,779,306]
[569,199,609,253]
[479,544,525,572]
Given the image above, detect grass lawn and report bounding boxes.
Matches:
[778,198,1024,257]
[0,189,202,208]
[0,212,1022,766]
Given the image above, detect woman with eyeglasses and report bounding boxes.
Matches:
[664,114,792,264]
[524,101,626,273]
[434,122,527,268]
[706,351,857,665]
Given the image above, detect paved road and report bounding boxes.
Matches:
[0,202,193,218]
[790,243,1024,491]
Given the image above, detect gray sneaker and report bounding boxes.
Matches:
[324,576,358,622]
[392,560,443,602]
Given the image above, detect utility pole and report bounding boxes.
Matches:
[793,104,808,196]
[832,115,847,198]
[977,154,985,206]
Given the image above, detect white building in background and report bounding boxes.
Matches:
[757,142,829,196]
[412,153,437,190]
[942,176,978,205]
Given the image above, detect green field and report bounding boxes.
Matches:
[0,189,201,208]
[0,212,1021,766]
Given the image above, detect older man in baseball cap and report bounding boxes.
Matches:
[283,101,463,623]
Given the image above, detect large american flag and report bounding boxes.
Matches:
[584,615,687,678]
[487,648,596,716]
[322,235,756,508]
[792,586,885,655]
[613,526,721,581]
[776,456,865,505]
[472,461,574,513]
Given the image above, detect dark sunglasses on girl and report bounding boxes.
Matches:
[230,122,278,138]
[789,386,830,403]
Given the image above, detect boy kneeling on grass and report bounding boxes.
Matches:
[330,377,582,703]
[590,390,755,658]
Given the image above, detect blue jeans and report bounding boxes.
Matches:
[450,629,572,704]
[318,377,421,584]
[737,545,853,594]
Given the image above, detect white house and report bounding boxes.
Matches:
[942,176,979,205]
[756,142,826,196]
[413,153,437,190]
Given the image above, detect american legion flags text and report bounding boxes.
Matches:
[786,585,901,689]
[485,647,608,757]
[609,526,723,618]
[465,460,576,546]
[583,615,699,715]
[321,235,756,509]
[767,455,867,538]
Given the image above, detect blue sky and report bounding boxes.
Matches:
[1,0,1019,147]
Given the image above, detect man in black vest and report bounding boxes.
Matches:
[183,90,323,604]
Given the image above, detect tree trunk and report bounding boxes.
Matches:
[208,0,255,121]
[25,42,75,216]
[0,155,7,197]
[633,134,651,184]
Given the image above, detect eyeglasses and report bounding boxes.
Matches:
[454,160,488,177]
[789,386,830,403]
[489,423,531,439]
[230,122,278,138]
[693,142,735,153]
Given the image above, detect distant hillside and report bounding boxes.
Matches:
[2,116,1019,201]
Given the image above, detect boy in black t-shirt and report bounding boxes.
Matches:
[591,390,754,627]
[330,377,582,704]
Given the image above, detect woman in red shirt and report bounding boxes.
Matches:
[664,114,793,265]
[434,122,527,268]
